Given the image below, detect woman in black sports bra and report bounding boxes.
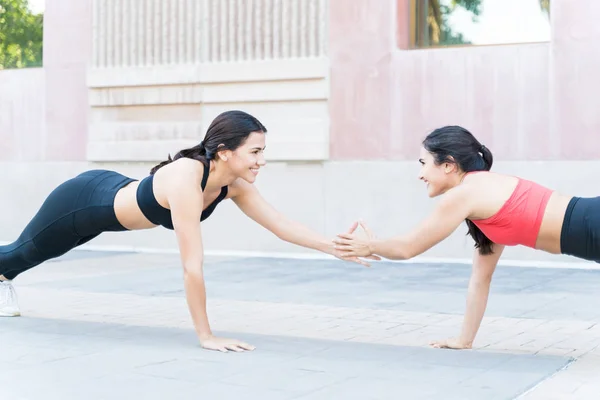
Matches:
[0,110,373,352]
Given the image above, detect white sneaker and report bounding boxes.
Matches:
[0,280,20,317]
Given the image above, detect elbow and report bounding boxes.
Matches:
[377,239,417,261]
[184,269,204,283]
[391,251,413,261]
[273,229,286,241]
[272,227,289,242]
[472,272,493,287]
[470,267,494,287]
[183,263,204,281]
[391,246,417,261]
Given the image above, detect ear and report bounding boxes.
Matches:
[216,144,229,161]
[218,151,229,161]
[444,162,457,174]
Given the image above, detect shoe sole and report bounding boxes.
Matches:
[0,310,20,317]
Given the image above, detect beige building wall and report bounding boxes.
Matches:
[87,0,330,163]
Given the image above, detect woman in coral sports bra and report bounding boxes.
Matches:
[333,125,595,350]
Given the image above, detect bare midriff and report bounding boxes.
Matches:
[534,192,573,254]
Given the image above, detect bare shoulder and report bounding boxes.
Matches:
[152,158,205,201]
[463,171,519,194]
[463,171,516,186]
[439,183,472,209]
[157,158,203,182]
[461,171,519,219]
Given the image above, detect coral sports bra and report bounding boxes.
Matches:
[469,175,553,248]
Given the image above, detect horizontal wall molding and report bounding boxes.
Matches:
[87,139,199,162]
[88,58,329,87]
[89,78,328,107]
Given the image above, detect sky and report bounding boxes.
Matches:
[442,0,551,45]
[28,0,45,14]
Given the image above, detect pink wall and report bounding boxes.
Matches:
[43,0,91,161]
[328,0,395,160]
[329,0,599,161]
[550,0,600,159]
[391,43,551,161]
[0,68,46,161]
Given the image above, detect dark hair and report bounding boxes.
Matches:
[422,125,495,255]
[150,110,267,175]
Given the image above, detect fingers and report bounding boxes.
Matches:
[334,245,354,252]
[332,238,347,245]
[365,255,381,261]
[429,339,466,350]
[335,233,354,240]
[237,342,256,351]
[346,221,359,234]
[204,339,255,353]
[225,341,254,352]
[332,239,354,250]
[358,220,372,235]
[339,255,371,267]
[351,257,371,267]
[333,239,354,247]
[226,344,245,352]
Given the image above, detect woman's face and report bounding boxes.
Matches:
[227,131,267,184]
[417,147,458,197]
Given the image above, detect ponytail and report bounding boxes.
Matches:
[479,145,493,171]
[465,220,494,255]
[149,142,209,175]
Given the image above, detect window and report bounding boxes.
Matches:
[410,0,550,49]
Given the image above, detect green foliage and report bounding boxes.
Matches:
[451,0,483,16]
[0,0,43,69]
[437,0,481,46]
[423,0,550,47]
[539,0,550,17]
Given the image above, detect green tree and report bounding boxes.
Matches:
[432,0,483,46]
[422,0,549,47]
[0,0,43,69]
[539,0,550,18]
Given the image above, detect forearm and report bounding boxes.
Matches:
[459,277,492,345]
[275,220,332,254]
[183,268,212,339]
[370,237,411,260]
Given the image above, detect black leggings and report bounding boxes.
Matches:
[0,170,136,280]
[560,196,600,263]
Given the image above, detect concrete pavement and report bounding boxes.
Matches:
[2,250,600,399]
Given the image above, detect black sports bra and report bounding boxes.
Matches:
[135,162,228,230]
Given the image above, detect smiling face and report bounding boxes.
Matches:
[220,131,266,183]
[417,146,459,197]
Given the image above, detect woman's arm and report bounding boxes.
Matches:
[431,244,504,349]
[166,161,253,352]
[231,180,378,266]
[334,186,473,260]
